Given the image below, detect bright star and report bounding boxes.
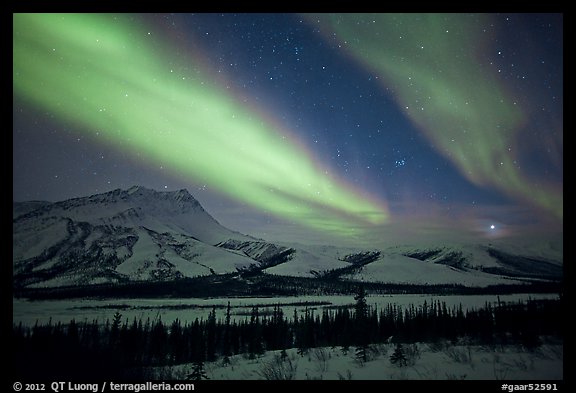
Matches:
[490,224,495,230]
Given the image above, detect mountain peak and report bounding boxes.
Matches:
[13,186,255,288]
[115,186,204,214]
[14,185,240,245]
[126,185,146,194]
[169,188,192,198]
[125,186,194,200]
[125,185,157,196]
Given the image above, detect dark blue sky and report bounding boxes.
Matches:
[175,13,496,204]
[13,13,562,244]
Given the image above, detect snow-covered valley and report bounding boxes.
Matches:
[12,187,563,381]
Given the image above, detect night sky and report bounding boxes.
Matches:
[13,13,563,245]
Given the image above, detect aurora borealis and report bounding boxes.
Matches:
[313,13,562,221]
[13,13,562,245]
[13,13,388,237]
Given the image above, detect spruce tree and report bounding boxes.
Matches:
[389,343,408,367]
[354,286,369,362]
[109,311,122,350]
[355,345,368,364]
[186,359,209,380]
[206,307,217,362]
[169,319,183,364]
[354,286,368,322]
[248,307,264,358]
[223,301,232,357]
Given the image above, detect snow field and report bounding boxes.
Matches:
[152,343,562,380]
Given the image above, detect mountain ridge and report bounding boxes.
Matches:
[13,186,562,292]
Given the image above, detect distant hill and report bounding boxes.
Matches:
[13,186,562,293]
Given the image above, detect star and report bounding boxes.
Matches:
[12,13,562,243]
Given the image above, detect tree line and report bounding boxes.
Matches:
[13,271,561,300]
[12,292,562,380]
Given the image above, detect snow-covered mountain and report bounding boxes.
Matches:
[13,186,562,290]
[13,186,255,287]
[14,186,239,245]
[339,243,563,286]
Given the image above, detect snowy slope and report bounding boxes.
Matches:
[264,248,350,277]
[260,243,373,277]
[341,253,521,287]
[336,241,563,287]
[15,186,244,244]
[13,186,563,290]
[13,200,51,219]
[114,229,256,280]
[390,241,562,270]
[13,187,258,287]
[175,344,562,380]
[13,216,70,261]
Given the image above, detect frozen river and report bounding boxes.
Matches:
[13,293,560,326]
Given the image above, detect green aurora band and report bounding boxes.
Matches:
[312,13,562,221]
[13,13,388,237]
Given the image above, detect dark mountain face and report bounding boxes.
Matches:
[13,187,562,292]
[13,200,52,219]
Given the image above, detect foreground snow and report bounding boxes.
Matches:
[157,343,562,380]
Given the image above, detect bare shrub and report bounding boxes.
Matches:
[512,355,533,371]
[444,346,473,366]
[337,370,354,380]
[369,343,389,358]
[536,345,563,361]
[445,373,467,380]
[390,369,409,380]
[257,354,298,380]
[404,343,421,366]
[492,354,511,380]
[306,372,323,380]
[414,365,439,379]
[549,345,563,360]
[428,340,450,352]
[312,347,330,372]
